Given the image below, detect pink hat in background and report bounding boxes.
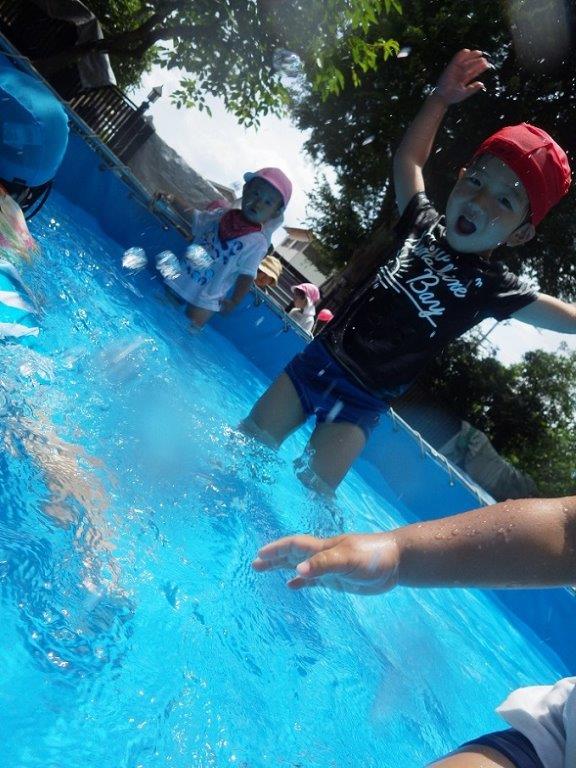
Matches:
[243,167,293,207]
[292,282,320,304]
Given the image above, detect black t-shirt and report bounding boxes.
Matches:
[321,193,537,396]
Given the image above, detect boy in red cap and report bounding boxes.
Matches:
[242,49,576,492]
[160,167,292,328]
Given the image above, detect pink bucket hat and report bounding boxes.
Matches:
[243,167,292,208]
[292,282,320,304]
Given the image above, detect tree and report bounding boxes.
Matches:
[297,0,576,301]
[79,0,157,90]
[420,341,576,497]
[40,0,401,125]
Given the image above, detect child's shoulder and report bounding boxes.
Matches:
[395,191,442,240]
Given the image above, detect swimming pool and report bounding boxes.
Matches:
[0,189,569,767]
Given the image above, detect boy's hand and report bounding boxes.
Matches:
[434,48,491,106]
[252,533,400,594]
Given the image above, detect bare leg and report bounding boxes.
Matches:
[186,305,214,328]
[296,420,366,491]
[240,372,306,448]
[5,414,112,535]
[428,746,517,768]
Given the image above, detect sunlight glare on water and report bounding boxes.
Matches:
[0,192,567,768]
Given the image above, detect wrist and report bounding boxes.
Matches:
[428,89,451,109]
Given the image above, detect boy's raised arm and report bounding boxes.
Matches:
[393,49,490,216]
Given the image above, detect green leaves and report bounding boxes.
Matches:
[82,0,402,125]
[419,339,576,497]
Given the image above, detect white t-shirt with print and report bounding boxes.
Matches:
[497,677,576,768]
[288,304,315,334]
[164,209,277,312]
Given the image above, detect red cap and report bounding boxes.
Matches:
[472,123,571,226]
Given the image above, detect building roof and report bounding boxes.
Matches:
[283,226,313,241]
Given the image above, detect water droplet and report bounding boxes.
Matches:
[272,49,303,77]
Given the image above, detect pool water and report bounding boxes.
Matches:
[0,192,567,767]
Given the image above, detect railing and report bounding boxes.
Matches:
[266,256,313,310]
[68,87,155,162]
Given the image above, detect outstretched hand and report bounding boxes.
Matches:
[434,48,491,106]
[252,532,400,594]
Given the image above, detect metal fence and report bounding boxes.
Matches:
[68,87,154,162]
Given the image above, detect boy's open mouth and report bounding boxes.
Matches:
[456,215,477,235]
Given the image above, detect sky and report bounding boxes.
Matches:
[132,68,316,231]
[132,65,576,366]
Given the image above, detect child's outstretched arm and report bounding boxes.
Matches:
[393,48,490,215]
[252,496,576,593]
[153,190,196,222]
[511,292,576,333]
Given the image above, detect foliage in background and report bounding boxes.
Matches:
[49,0,401,126]
[420,341,576,497]
[297,0,576,300]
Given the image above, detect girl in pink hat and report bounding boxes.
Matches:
[160,167,292,328]
[288,282,320,334]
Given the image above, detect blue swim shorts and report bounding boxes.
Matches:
[457,728,543,768]
[284,340,392,439]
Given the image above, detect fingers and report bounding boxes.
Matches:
[451,49,491,81]
[295,547,351,579]
[465,81,486,96]
[462,54,491,76]
[252,534,332,571]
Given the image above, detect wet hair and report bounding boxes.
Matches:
[0,178,52,219]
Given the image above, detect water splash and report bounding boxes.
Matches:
[184,244,212,270]
[121,247,147,272]
[96,335,156,385]
[155,251,181,281]
[272,49,303,78]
